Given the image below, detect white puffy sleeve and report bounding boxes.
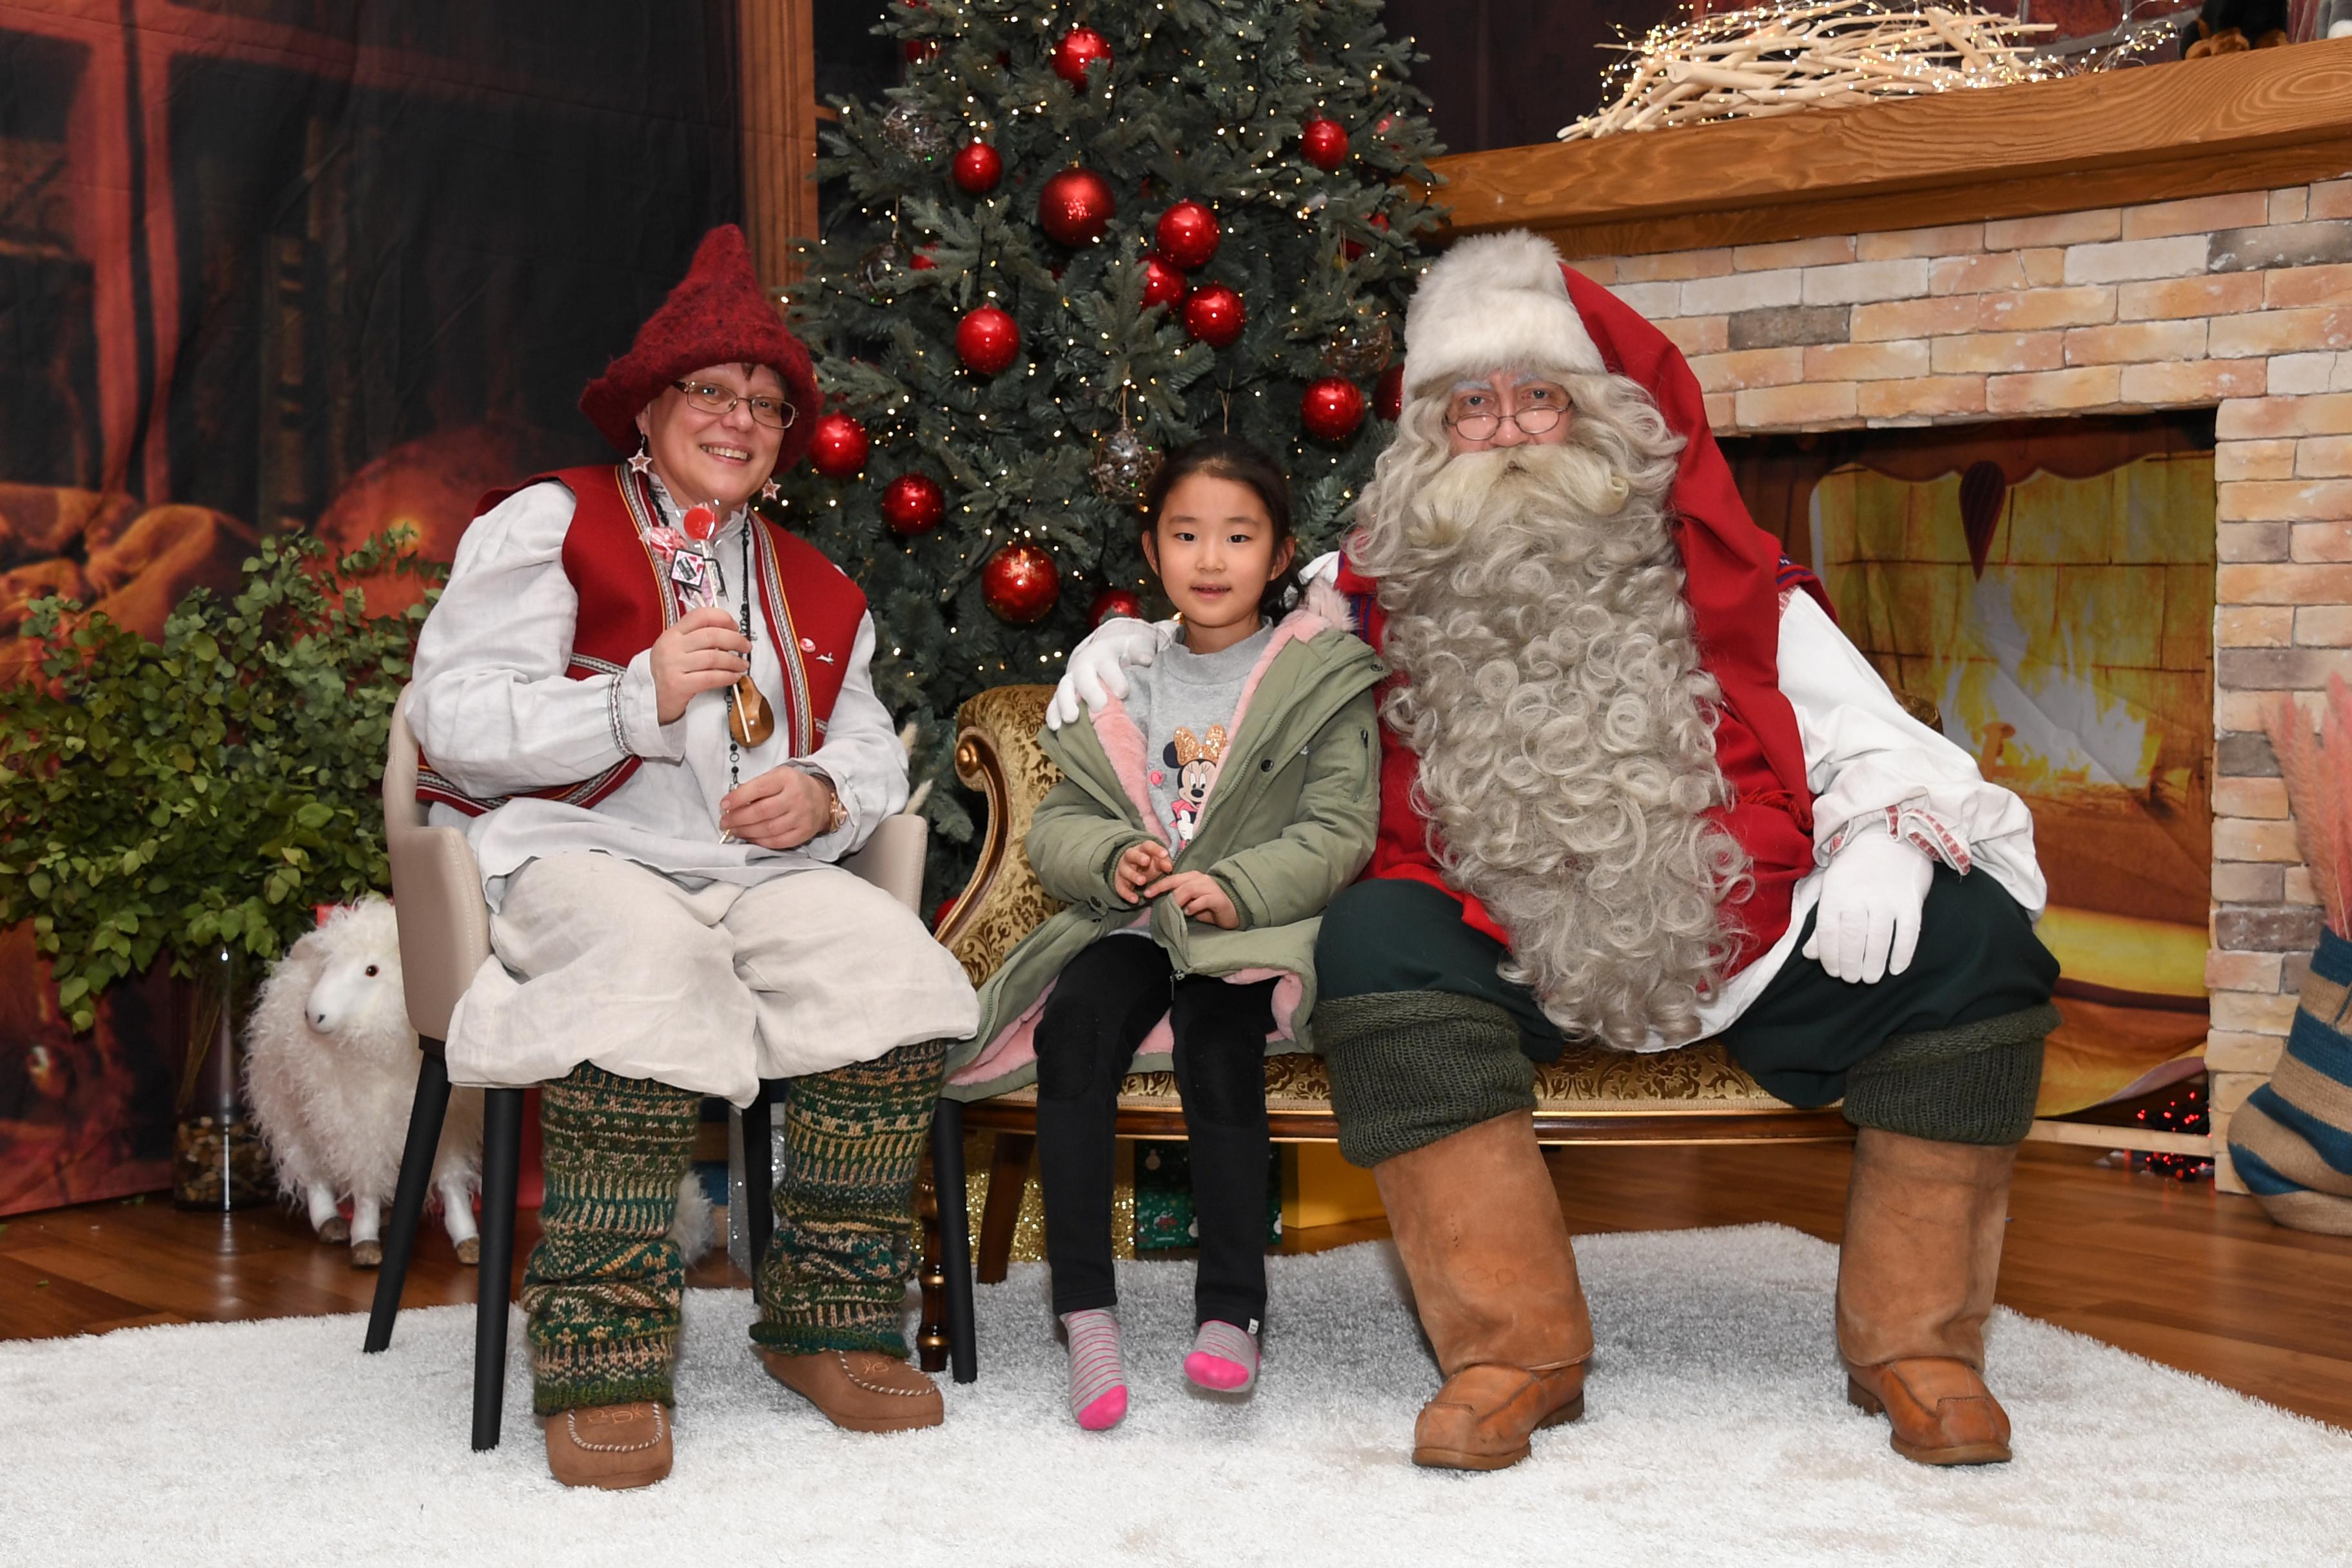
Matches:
[1777,590,2047,917]
[407,481,682,796]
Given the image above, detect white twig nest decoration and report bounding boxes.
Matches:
[1560,1,2061,142]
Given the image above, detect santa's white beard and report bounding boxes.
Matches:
[1372,442,1746,1049]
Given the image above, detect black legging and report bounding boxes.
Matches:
[1033,936,1277,1329]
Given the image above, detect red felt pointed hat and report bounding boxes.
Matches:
[578,224,822,467]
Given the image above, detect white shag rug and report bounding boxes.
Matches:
[5,1225,2348,1567]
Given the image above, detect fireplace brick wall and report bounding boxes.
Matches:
[1567,177,2352,1185]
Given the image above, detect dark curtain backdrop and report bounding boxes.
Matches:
[0,0,741,1213]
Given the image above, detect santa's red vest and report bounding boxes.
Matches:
[1337,556,1818,980]
[416,464,867,816]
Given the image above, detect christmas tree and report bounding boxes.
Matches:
[774,0,1444,868]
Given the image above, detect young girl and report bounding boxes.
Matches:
[945,436,1383,1429]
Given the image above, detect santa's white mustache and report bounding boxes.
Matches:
[1406,440,1635,551]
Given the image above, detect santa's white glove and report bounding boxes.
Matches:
[1298,550,1341,588]
[1801,830,1934,985]
[1044,616,1177,730]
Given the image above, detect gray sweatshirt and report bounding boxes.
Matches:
[1122,623,1275,847]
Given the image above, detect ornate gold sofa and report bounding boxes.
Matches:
[922,687,1848,1287]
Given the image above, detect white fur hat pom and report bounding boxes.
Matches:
[1400,230,1603,397]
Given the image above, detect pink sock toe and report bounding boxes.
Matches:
[1075,1386,1128,1431]
[1184,1350,1253,1391]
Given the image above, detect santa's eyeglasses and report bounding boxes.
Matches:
[1445,406,1566,442]
[672,380,797,430]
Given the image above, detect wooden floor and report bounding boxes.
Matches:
[6,1141,2349,1429]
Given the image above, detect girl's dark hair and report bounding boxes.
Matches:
[1139,435,1298,623]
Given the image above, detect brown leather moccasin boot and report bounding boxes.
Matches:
[1373,1110,1594,1473]
[1837,1127,2021,1467]
[542,1400,674,1490]
[1413,1362,1587,1471]
[1846,1357,2012,1466]
[758,1348,945,1433]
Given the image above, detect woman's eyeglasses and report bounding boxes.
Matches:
[672,380,796,430]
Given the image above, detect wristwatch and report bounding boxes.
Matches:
[821,779,849,835]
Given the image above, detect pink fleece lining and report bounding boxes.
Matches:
[947,590,1353,1090]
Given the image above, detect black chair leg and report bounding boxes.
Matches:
[364,1046,454,1355]
[742,1083,776,1278]
[929,1097,977,1384]
[471,1086,526,1452]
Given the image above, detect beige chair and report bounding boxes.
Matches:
[361,684,932,1449]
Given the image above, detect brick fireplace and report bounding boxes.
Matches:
[1429,41,2352,1186]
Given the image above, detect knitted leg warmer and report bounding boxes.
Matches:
[751,1036,948,1358]
[1317,992,1534,1169]
[1842,1004,2061,1146]
[524,1063,700,1416]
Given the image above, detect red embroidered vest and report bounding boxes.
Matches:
[417,464,867,816]
[1337,560,1816,979]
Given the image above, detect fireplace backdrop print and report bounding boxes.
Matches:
[1729,417,2217,1116]
[0,1,743,1213]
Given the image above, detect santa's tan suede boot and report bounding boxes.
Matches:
[541,1400,673,1489]
[1837,1128,2018,1467]
[1373,1110,1592,1471]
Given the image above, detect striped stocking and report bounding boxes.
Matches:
[1061,1308,1128,1430]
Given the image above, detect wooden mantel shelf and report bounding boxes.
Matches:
[1428,37,2352,258]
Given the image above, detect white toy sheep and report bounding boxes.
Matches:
[244,898,483,1268]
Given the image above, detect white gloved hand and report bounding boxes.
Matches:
[1801,830,1935,985]
[1298,550,1341,588]
[1044,616,1177,730]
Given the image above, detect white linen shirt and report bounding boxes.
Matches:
[407,478,908,907]
[1675,588,2047,1049]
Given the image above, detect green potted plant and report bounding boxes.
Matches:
[0,532,442,1207]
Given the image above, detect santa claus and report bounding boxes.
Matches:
[1052,231,2059,1473]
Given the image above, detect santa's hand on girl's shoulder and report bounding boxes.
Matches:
[1045,616,1178,730]
[1297,550,1340,587]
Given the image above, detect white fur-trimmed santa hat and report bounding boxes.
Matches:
[1400,230,1605,398]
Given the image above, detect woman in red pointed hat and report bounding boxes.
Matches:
[1050,230,2059,1475]
[407,224,978,1488]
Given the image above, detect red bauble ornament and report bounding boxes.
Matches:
[1300,377,1367,442]
[881,473,946,536]
[1344,211,1390,262]
[983,542,1061,623]
[1154,201,1220,270]
[1373,363,1404,423]
[1090,587,1144,625]
[1050,26,1112,86]
[1038,167,1116,246]
[1182,284,1246,348]
[807,411,870,478]
[1300,117,1350,171]
[952,140,1002,195]
[908,248,937,271]
[955,304,1021,375]
[902,37,939,64]
[1140,254,1185,311]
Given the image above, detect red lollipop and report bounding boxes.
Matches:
[681,503,720,542]
[956,304,1021,375]
[1300,377,1367,442]
[1155,201,1220,270]
[1038,168,1115,245]
[1182,284,1246,349]
[807,411,870,478]
[1140,254,1185,311]
[1051,26,1112,86]
[952,140,1002,195]
[1300,117,1350,171]
[882,473,946,536]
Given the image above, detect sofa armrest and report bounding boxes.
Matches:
[936,684,1066,987]
[842,812,928,914]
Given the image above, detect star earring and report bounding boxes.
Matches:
[759,476,782,502]
[628,435,652,475]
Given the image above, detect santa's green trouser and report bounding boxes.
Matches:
[524,1039,946,1416]
[1312,867,2059,1469]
